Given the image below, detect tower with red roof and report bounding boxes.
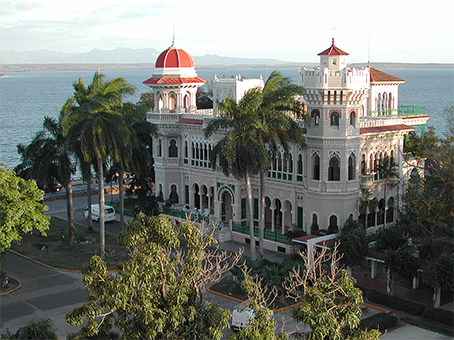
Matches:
[143,40,206,114]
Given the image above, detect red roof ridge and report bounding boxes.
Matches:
[143,76,206,85]
[360,124,414,134]
[318,39,349,56]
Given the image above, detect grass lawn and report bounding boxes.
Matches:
[10,217,129,271]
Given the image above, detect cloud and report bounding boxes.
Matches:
[0,0,44,16]
[117,3,169,19]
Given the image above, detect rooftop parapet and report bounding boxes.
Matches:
[359,116,404,128]
[299,66,370,90]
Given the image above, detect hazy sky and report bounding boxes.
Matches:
[1,0,452,63]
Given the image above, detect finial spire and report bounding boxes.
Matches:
[172,26,175,45]
[332,27,336,45]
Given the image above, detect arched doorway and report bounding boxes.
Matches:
[221,190,233,222]
[169,184,179,204]
[193,184,200,209]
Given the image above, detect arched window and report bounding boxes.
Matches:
[387,197,394,222]
[377,93,382,113]
[313,155,320,180]
[184,141,188,158]
[388,92,393,110]
[361,154,366,175]
[348,154,356,180]
[328,157,340,181]
[169,93,176,112]
[330,111,340,126]
[311,110,320,125]
[157,139,162,157]
[311,213,319,234]
[184,94,190,113]
[328,215,339,234]
[297,155,303,175]
[350,111,356,127]
[168,139,178,157]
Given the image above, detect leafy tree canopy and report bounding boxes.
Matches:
[284,246,380,340]
[0,165,50,256]
[66,214,240,339]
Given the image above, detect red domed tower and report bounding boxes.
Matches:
[143,41,206,113]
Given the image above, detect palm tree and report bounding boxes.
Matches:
[359,189,378,229]
[377,155,399,228]
[61,72,135,258]
[15,116,76,245]
[205,88,270,261]
[108,103,158,229]
[255,71,307,257]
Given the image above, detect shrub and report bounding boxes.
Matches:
[359,312,398,332]
[423,308,454,327]
[0,318,57,340]
[365,290,426,315]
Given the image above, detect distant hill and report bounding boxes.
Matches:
[0,48,451,72]
[0,48,160,64]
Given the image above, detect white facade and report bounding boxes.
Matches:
[145,41,429,254]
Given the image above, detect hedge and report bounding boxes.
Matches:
[423,308,454,327]
[360,312,398,333]
[365,290,426,315]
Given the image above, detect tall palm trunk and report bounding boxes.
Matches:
[245,172,256,261]
[97,158,106,259]
[119,172,125,230]
[259,172,265,258]
[65,181,75,246]
[87,178,93,232]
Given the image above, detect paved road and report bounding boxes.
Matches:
[0,252,86,337]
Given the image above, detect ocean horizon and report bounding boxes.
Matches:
[1,67,453,168]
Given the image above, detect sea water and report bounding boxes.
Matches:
[0,68,453,168]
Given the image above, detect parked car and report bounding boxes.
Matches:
[231,300,274,331]
[43,184,63,193]
[84,204,116,222]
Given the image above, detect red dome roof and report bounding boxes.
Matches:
[155,43,194,68]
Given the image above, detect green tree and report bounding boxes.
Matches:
[205,89,270,261]
[404,127,440,159]
[422,251,454,308]
[16,116,77,245]
[0,318,57,340]
[255,71,306,257]
[358,189,378,229]
[284,245,381,340]
[376,155,398,228]
[106,103,157,229]
[66,214,240,339]
[61,72,135,258]
[336,218,368,273]
[229,266,288,340]
[0,165,50,255]
[197,85,213,109]
[205,71,306,260]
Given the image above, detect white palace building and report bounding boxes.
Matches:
[143,39,429,254]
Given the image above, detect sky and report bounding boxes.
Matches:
[0,0,453,64]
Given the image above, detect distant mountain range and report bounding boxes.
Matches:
[0,48,451,73]
[0,47,296,67]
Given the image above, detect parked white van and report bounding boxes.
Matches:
[84,204,116,222]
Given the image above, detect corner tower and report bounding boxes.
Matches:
[298,40,370,232]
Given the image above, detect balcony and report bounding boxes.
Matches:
[360,174,374,189]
